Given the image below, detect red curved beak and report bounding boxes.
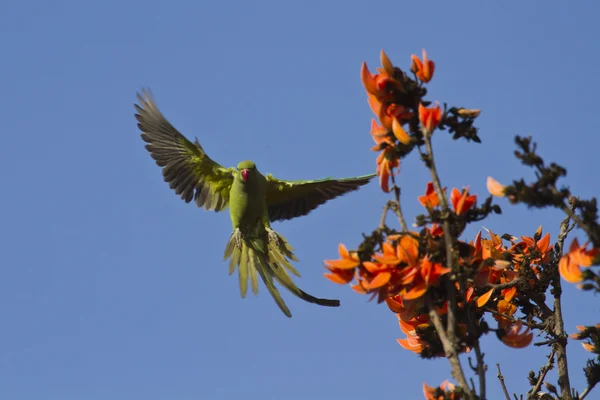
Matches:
[241,169,249,182]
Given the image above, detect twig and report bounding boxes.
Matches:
[390,174,409,232]
[474,339,486,399]
[527,349,556,399]
[580,383,596,400]
[552,188,598,244]
[378,201,393,229]
[497,364,511,400]
[485,279,522,290]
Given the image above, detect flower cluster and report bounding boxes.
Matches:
[328,48,599,398]
[324,182,549,353]
[488,177,600,288]
[361,49,442,192]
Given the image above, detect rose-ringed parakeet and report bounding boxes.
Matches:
[135,90,375,317]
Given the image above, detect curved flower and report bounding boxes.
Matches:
[419,182,441,209]
[559,238,599,284]
[361,61,403,100]
[500,320,533,348]
[324,244,360,284]
[418,102,442,134]
[369,96,412,130]
[392,117,411,144]
[369,119,393,151]
[411,49,435,83]
[450,187,477,216]
[376,147,399,193]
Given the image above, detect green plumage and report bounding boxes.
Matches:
[135,89,375,317]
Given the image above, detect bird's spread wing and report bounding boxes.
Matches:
[265,174,376,222]
[135,90,235,211]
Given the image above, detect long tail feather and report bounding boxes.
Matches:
[224,229,340,317]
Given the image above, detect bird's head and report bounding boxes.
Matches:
[237,160,256,183]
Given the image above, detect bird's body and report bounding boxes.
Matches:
[135,90,375,317]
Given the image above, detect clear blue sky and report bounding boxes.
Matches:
[1,1,599,399]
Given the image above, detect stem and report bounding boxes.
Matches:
[580,383,596,400]
[474,340,486,399]
[497,364,511,400]
[486,279,522,290]
[553,210,574,399]
[527,349,556,399]
[378,201,393,229]
[390,174,409,232]
[426,298,473,397]
[422,133,472,396]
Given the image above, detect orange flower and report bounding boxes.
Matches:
[418,102,443,133]
[361,59,403,100]
[369,119,392,151]
[423,380,460,400]
[386,295,419,320]
[376,147,399,193]
[450,187,477,215]
[324,244,360,284]
[419,182,441,209]
[570,325,587,340]
[392,117,411,144]
[361,62,392,99]
[465,287,494,308]
[411,49,435,83]
[369,96,412,130]
[509,226,551,265]
[500,320,533,348]
[397,315,430,354]
[486,177,506,197]
[569,325,599,353]
[379,49,396,76]
[559,238,599,284]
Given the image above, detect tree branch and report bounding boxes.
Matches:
[527,349,556,399]
[390,175,409,232]
[553,208,574,399]
[426,298,473,397]
[497,364,511,400]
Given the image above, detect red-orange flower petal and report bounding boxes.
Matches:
[418,102,443,133]
[392,117,411,144]
[418,182,440,209]
[501,320,533,348]
[450,187,477,216]
[411,49,435,83]
[476,288,494,307]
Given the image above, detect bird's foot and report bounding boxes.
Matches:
[266,228,281,247]
[233,228,243,249]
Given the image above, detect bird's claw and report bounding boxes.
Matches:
[233,228,243,249]
[267,228,280,247]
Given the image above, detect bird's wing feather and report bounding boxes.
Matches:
[265,174,375,222]
[135,89,235,211]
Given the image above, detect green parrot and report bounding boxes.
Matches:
[135,90,375,317]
